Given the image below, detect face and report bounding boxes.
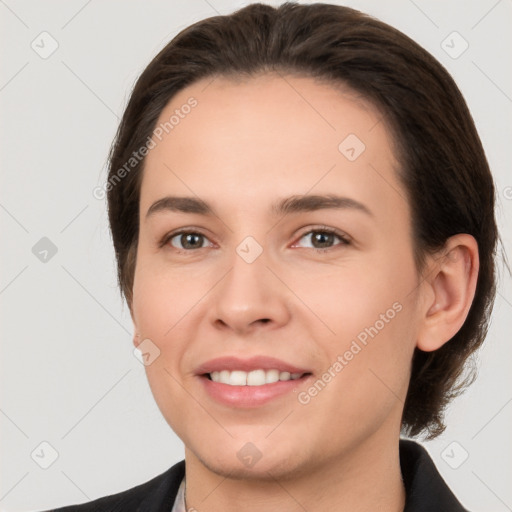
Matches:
[132,73,424,479]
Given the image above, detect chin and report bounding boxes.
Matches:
[200,455,301,482]
[189,440,312,482]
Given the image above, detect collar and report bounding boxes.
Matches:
[170,477,186,512]
[400,438,469,511]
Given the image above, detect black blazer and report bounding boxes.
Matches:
[42,439,469,511]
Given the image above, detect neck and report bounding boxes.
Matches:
[183,430,406,512]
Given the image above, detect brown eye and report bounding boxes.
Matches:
[295,228,350,251]
[165,231,211,251]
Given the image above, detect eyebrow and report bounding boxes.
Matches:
[145,194,373,220]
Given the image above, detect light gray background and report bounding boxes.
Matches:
[1,1,511,511]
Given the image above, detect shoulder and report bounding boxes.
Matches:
[400,439,471,512]
[39,459,185,512]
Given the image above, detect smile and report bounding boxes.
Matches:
[195,355,313,407]
[208,369,305,386]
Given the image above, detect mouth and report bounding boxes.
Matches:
[195,356,314,407]
[203,369,311,386]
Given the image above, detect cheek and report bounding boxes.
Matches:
[132,265,192,424]
[132,258,192,336]
[131,261,207,385]
[312,250,417,395]
[311,258,408,338]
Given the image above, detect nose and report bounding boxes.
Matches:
[208,246,291,336]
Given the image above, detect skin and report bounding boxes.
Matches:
[130,73,479,512]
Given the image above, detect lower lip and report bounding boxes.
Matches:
[199,375,311,407]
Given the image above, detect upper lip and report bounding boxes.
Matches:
[195,356,311,375]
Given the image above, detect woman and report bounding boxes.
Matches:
[45,2,500,511]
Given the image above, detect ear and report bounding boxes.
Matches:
[133,333,140,349]
[128,298,140,349]
[416,234,479,352]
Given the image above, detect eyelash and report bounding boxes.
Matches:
[158,226,351,254]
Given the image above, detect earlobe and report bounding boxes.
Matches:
[416,234,479,352]
[133,331,141,349]
[130,302,140,349]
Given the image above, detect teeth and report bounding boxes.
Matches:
[247,369,266,386]
[266,369,279,384]
[209,369,304,386]
[229,370,247,386]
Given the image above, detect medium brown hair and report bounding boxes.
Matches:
[106,2,499,439]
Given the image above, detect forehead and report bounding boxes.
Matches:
[140,73,404,219]
[157,72,386,145]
